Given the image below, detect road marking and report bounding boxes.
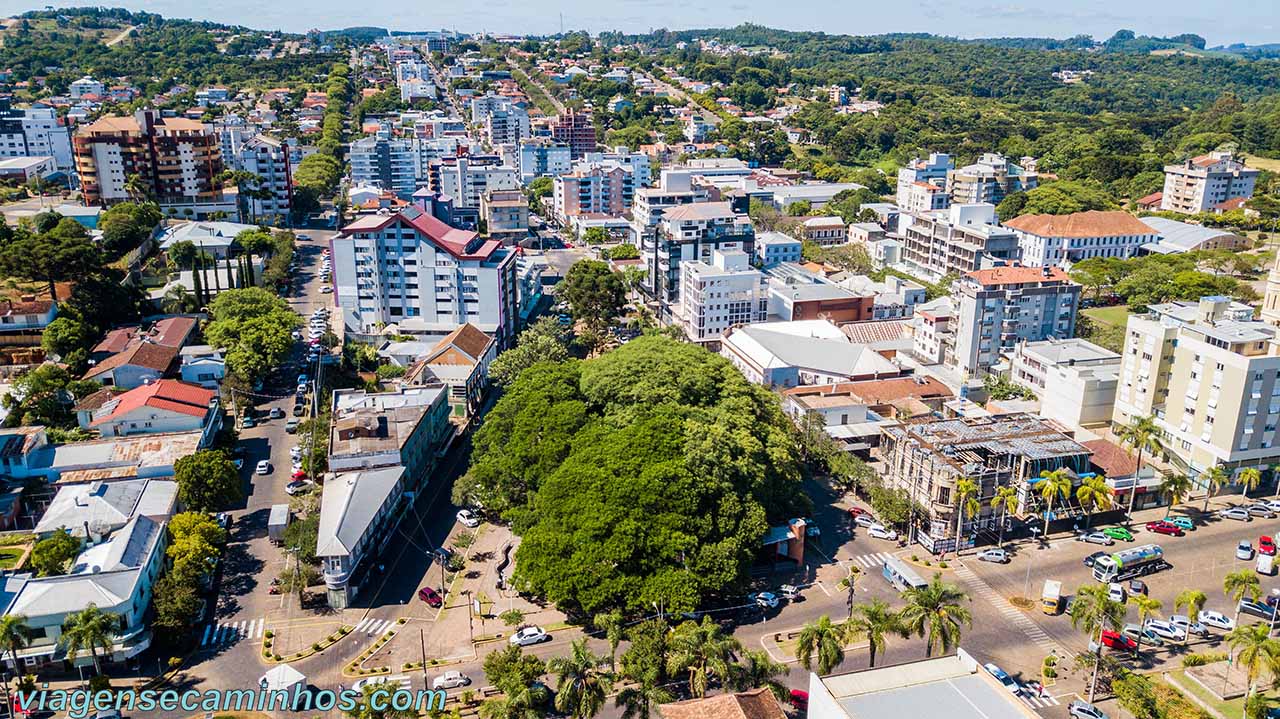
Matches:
[355,617,396,635]
[851,552,891,569]
[1020,693,1061,709]
[200,624,213,646]
[202,617,265,648]
[954,564,1066,655]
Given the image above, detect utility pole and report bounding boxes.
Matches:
[419,628,428,683]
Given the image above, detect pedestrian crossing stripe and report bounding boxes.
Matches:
[200,617,266,647]
[1020,693,1062,709]
[354,617,397,635]
[954,564,1066,655]
[850,552,893,569]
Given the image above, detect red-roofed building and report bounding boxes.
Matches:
[1135,191,1163,211]
[953,263,1081,375]
[333,207,518,346]
[75,379,221,440]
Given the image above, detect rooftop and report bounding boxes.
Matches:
[34,478,176,536]
[1017,338,1119,366]
[1138,216,1246,253]
[784,375,953,408]
[657,688,786,719]
[316,466,406,559]
[882,413,1091,470]
[330,386,446,461]
[83,341,179,379]
[726,322,902,379]
[1083,438,1139,479]
[964,265,1072,287]
[816,652,1038,719]
[88,379,214,428]
[661,201,739,223]
[1004,210,1156,238]
[340,208,501,262]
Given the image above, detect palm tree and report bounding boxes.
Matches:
[1128,594,1162,658]
[1159,471,1194,510]
[899,575,972,658]
[123,173,149,202]
[1175,589,1208,646]
[548,639,611,719]
[666,617,740,698]
[0,614,33,676]
[59,604,119,675]
[1116,415,1161,518]
[1225,623,1280,714]
[949,478,978,558]
[1203,465,1230,511]
[478,693,545,719]
[1037,468,1073,541]
[1076,475,1114,528]
[845,599,906,668]
[795,614,846,675]
[1068,583,1126,701]
[1225,568,1263,624]
[729,650,788,701]
[837,565,861,620]
[1240,467,1263,499]
[592,611,624,671]
[614,671,673,719]
[993,486,1019,547]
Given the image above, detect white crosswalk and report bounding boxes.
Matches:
[201,617,266,647]
[1020,692,1062,709]
[954,564,1066,656]
[354,617,397,636]
[849,552,893,569]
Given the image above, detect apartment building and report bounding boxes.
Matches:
[1113,297,1280,481]
[896,153,953,210]
[630,169,718,251]
[800,217,848,247]
[952,264,1080,376]
[349,132,424,198]
[1007,338,1121,428]
[482,101,531,147]
[332,206,518,346]
[69,76,105,99]
[1160,151,1259,214]
[899,181,950,215]
[236,135,291,222]
[647,201,755,312]
[898,204,1021,281]
[675,249,769,345]
[755,231,803,267]
[434,156,520,210]
[947,153,1038,206]
[912,296,956,365]
[1006,210,1160,267]
[73,109,224,206]
[0,100,73,171]
[480,188,529,245]
[579,148,651,188]
[765,264,873,323]
[879,413,1093,553]
[517,138,571,184]
[550,109,596,159]
[551,161,631,224]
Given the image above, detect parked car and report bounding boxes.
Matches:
[1220,507,1252,522]
[1169,615,1211,638]
[983,663,1020,695]
[255,460,271,475]
[977,548,1010,564]
[1144,619,1186,642]
[1198,610,1236,631]
[456,509,481,528]
[1145,520,1185,537]
[241,416,256,429]
[432,670,469,689]
[1108,583,1126,602]
[868,524,898,541]
[269,407,285,419]
[1084,551,1109,568]
[853,514,877,528]
[1101,526,1134,542]
[754,592,779,609]
[418,586,443,607]
[1128,579,1148,596]
[232,458,244,470]
[1261,536,1277,556]
[1122,622,1165,647]
[1076,531,1114,546]
[285,479,315,496]
[1249,504,1278,519]
[1099,629,1138,651]
[1265,499,1280,514]
[789,690,809,711]
[293,404,306,417]
[1239,541,1256,560]
[296,233,310,240]
[1163,515,1195,531]
[1070,700,1109,719]
[847,506,871,518]
[320,285,333,294]
[509,626,550,646]
[1239,599,1278,620]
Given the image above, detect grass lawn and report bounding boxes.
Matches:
[1243,154,1280,172]
[1168,668,1280,718]
[1083,305,1132,328]
[0,547,23,569]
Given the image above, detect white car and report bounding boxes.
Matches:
[753,592,779,609]
[1144,619,1185,642]
[1238,541,1255,560]
[1220,507,1252,522]
[255,460,271,475]
[1168,615,1210,638]
[320,286,333,294]
[1265,499,1280,514]
[983,663,1020,695]
[291,330,302,341]
[352,675,408,693]
[432,671,470,690]
[1076,531,1114,546]
[1198,610,1236,631]
[296,233,310,240]
[285,479,315,496]
[456,509,481,528]
[976,548,1010,563]
[1069,700,1108,719]
[1107,582,1126,603]
[509,626,550,646]
[290,447,303,459]
[868,524,898,541]
[853,514,877,529]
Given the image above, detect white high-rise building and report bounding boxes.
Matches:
[896,152,952,208]
[676,249,768,344]
[1160,151,1259,214]
[517,138,572,184]
[952,264,1080,376]
[237,135,291,222]
[435,157,520,210]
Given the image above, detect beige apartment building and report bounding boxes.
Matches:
[1113,297,1280,483]
[1160,151,1259,214]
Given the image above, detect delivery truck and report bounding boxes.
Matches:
[268,504,290,545]
[1041,580,1063,615]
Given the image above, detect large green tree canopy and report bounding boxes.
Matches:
[458,335,806,615]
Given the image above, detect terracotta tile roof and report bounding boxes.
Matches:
[93,327,138,355]
[89,380,214,427]
[1004,211,1157,238]
[1215,197,1249,211]
[424,323,494,366]
[84,341,179,379]
[73,387,120,412]
[658,689,786,719]
[1083,438,1138,478]
[966,264,1072,287]
[0,297,54,315]
[783,375,953,405]
[1136,191,1163,206]
[340,210,500,261]
[150,317,196,348]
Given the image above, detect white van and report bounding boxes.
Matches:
[1258,553,1275,576]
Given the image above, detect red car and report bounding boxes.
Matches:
[1145,520,1185,537]
[848,506,870,518]
[1100,629,1138,651]
[1261,536,1277,556]
[291,470,308,481]
[418,586,443,607]
[789,689,809,710]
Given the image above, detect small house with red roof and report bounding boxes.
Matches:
[74,379,221,440]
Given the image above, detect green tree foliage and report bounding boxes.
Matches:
[30,530,80,577]
[563,260,626,331]
[283,512,319,565]
[97,202,162,260]
[2,364,100,428]
[461,336,806,614]
[166,511,226,583]
[983,374,1036,401]
[173,450,242,512]
[581,227,610,245]
[151,573,202,640]
[0,217,103,301]
[483,644,548,697]
[602,244,640,261]
[1009,181,1120,216]
[40,317,91,364]
[203,287,299,382]
[488,318,573,388]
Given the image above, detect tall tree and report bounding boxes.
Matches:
[173,450,242,511]
[949,477,977,558]
[548,639,611,719]
[1239,467,1263,499]
[60,604,119,675]
[1159,471,1193,510]
[899,575,972,658]
[1226,623,1280,711]
[1127,594,1162,658]
[795,614,846,675]
[666,617,740,698]
[1174,589,1208,646]
[1076,475,1114,528]
[0,614,34,676]
[728,649,788,700]
[562,259,626,332]
[1037,468,1073,541]
[1225,568,1262,624]
[0,219,104,300]
[1204,465,1231,511]
[993,486,1019,546]
[1116,416,1160,518]
[592,611,624,671]
[1069,583,1127,701]
[845,599,905,668]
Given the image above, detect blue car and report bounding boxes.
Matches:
[1163,516,1195,531]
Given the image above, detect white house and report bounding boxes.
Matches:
[180,345,227,388]
[74,379,220,439]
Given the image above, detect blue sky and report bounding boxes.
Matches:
[14,0,1279,45]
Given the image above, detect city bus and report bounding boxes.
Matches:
[882,556,927,591]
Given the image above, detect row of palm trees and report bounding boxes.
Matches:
[796,575,972,676]
[0,605,120,680]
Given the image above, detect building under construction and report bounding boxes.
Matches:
[878,413,1093,554]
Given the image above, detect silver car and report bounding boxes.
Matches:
[1220,507,1252,522]
[977,548,1010,563]
[1076,531,1114,546]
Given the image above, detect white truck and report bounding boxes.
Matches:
[1258,553,1276,576]
[268,504,290,545]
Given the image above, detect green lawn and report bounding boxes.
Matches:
[0,547,24,569]
[1083,305,1131,328]
[1168,668,1280,718]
